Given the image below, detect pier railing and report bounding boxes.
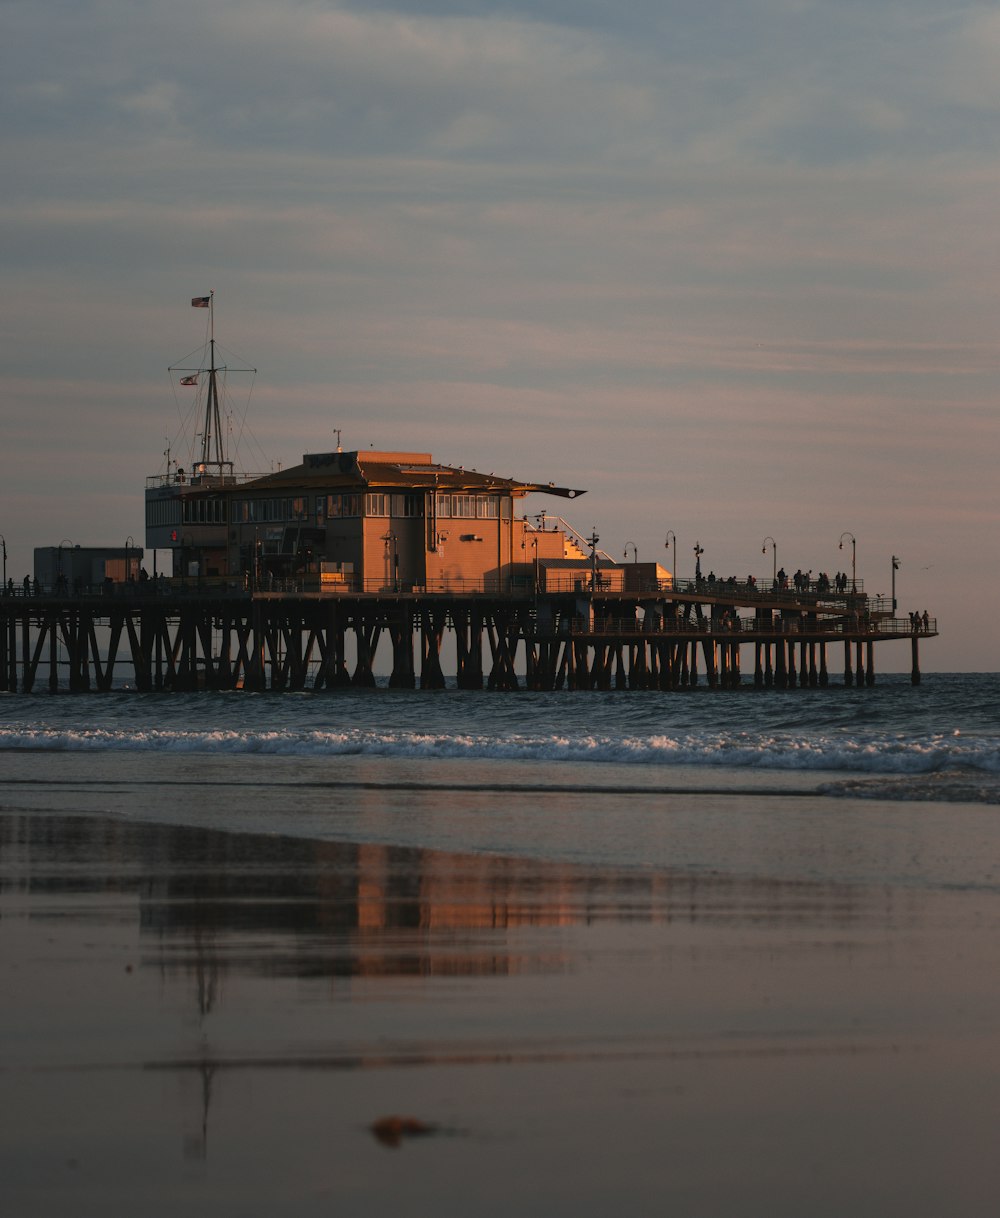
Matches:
[1,574,869,602]
[573,615,936,638]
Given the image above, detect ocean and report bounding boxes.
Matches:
[2,673,1000,1215]
[3,672,1000,867]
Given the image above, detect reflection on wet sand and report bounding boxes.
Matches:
[5,808,999,1216]
[1,811,900,996]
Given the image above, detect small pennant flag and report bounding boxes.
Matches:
[179,375,199,386]
[191,296,211,308]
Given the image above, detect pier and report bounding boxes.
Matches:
[0,577,935,694]
[1,299,939,693]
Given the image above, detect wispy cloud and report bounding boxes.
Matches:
[2,0,999,665]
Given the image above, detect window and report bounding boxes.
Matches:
[342,493,362,517]
[476,496,498,519]
[435,494,452,518]
[316,495,325,523]
[366,493,389,516]
[291,497,308,521]
[183,497,227,525]
[392,493,424,518]
[145,498,181,527]
[452,494,476,518]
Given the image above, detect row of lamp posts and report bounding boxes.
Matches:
[656,528,901,611]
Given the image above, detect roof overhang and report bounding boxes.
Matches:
[522,484,587,499]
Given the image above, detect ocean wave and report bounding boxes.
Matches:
[1,725,998,776]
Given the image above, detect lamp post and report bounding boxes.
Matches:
[624,542,638,563]
[587,529,600,592]
[382,532,398,592]
[693,542,704,583]
[891,555,900,614]
[762,536,777,585]
[664,531,676,587]
[0,534,6,589]
[839,532,856,591]
[522,533,539,599]
[58,539,72,593]
[125,535,135,583]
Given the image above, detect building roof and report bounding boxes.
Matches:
[242,450,585,499]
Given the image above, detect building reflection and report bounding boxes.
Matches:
[0,810,921,1165]
[1,810,902,991]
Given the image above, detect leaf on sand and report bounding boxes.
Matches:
[370,1116,439,1148]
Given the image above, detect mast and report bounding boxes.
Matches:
[171,292,256,478]
[204,291,223,468]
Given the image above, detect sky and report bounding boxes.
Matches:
[3,0,999,671]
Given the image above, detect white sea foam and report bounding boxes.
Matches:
[1,724,998,777]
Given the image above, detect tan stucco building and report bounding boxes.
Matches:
[145,448,588,591]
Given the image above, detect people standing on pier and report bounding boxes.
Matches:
[922,610,930,633]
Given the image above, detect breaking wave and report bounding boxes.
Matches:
[1,724,998,777]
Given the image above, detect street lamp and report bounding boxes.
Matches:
[58,539,72,592]
[587,528,600,591]
[762,536,777,585]
[891,555,900,614]
[522,533,540,591]
[0,534,6,589]
[839,532,856,591]
[125,535,135,583]
[664,531,676,586]
[624,542,638,563]
[382,532,398,591]
[693,542,704,583]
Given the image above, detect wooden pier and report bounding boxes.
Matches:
[0,579,935,694]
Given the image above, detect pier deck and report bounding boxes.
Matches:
[0,578,935,694]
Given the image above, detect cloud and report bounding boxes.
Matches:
[3,0,1000,666]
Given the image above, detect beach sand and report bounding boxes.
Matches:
[3,788,1000,1215]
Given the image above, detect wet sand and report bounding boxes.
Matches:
[3,806,1000,1216]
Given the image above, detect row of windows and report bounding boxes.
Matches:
[214,491,512,527]
[435,494,503,519]
[183,498,227,525]
[238,497,310,524]
[146,497,226,528]
[146,498,181,527]
[359,493,424,518]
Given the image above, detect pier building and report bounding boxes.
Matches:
[145,447,585,591]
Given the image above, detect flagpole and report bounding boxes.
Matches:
[172,292,255,476]
[206,291,219,467]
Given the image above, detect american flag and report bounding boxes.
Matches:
[191,296,211,308]
[179,375,199,386]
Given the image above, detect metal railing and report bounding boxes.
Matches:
[570,615,936,638]
[0,576,902,619]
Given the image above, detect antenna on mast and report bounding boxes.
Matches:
[334,428,342,453]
